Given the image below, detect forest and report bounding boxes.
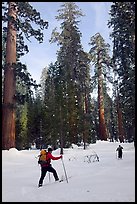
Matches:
[2,2,135,151]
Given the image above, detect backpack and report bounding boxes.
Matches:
[38,149,47,165]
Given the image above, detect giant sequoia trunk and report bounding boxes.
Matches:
[2,2,17,149]
[98,59,108,141]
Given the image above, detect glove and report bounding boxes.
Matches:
[60,155,63,159]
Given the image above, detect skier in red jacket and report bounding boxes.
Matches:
[38,147,62,187]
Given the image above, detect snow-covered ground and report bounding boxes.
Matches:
[2,141,135,202]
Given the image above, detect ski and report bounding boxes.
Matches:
[38,180,65,188]
[59,179,64,182]
[38,176,71,188]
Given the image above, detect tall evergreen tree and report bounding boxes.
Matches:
[2,2,48,149]
[50,2,92,149]
[89,33,112,141]
[108,2,135,142]
[43,63,60,148]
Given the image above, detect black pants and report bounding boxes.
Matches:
[39,165,59,185]
[118,150,122,159]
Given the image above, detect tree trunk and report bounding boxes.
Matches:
[83,92,88,149]
[116,93,124,143]
[59,105,63,154]
[2,2,17,149]
[98,59,108,141]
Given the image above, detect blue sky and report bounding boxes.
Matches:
[21,2,113,84]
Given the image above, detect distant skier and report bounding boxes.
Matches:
[116,145,123,159]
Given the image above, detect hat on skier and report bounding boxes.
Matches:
[48,147,53,152]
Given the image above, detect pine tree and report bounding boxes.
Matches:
[50,2,92,149]
[43,63,60,148]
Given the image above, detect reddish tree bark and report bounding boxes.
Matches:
[2,2,17,149]
[98,61,108,141]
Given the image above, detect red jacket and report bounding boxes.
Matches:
[41,152,62,167]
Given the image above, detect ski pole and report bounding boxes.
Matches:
[49,172,51,182]
[61,158,68,183]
